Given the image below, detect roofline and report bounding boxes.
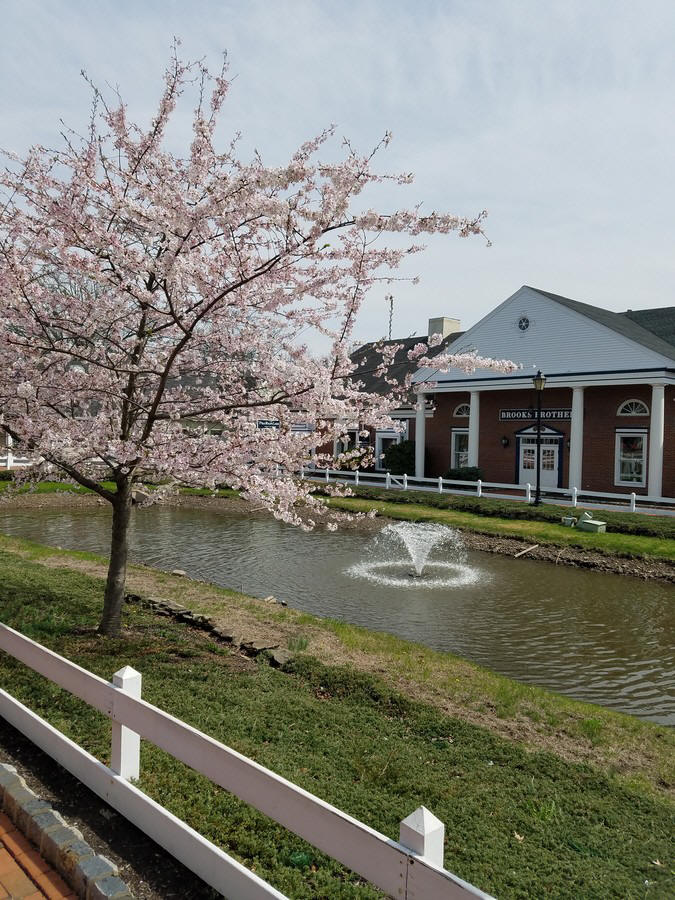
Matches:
[417,366,675,385]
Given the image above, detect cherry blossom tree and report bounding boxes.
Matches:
[0,50,516,636]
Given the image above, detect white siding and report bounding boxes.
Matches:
[415,286,674,384]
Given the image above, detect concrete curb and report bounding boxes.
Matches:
[0,763,133,899]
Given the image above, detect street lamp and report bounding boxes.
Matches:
[532,370,546,505]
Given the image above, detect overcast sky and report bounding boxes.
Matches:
[2,0,674,347]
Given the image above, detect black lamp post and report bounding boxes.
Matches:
[532,370,546,505]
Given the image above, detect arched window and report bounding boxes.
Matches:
[617,399,649,417]
[453,403,471,417]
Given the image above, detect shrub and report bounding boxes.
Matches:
[0,471,14,481]
[383,439,415,475]
[445,466,483,481]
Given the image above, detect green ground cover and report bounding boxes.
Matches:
[0,548,673,898]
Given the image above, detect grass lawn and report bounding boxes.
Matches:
[0,546,673,898]
[326,495,675,560]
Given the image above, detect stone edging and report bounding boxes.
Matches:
[0,763,133,899]
[126,591,295,667]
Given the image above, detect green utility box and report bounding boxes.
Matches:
[576,511,607,533]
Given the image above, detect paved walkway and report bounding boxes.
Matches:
[0,813,74,900]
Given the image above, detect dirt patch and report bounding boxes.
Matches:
[458,530,675,582]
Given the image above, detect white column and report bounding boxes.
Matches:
[648,384,665,497]
[568,387,584,490]
[468,391,480,468]
[415,393,426,479]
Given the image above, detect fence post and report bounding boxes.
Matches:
[476,479,482,498]
[355,469,359,486]
[438,476,443,494]
[300,464,304,480]
[630,492,636,512]
[572,487,578,508]
[275,464,280,478]
[403,473,408,491]
[386,472,391,489]
[525,483,531,503]
[325,468,330,483]
[111,666,142,781]
[399,806,445,868]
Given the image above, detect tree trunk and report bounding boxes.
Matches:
[99,480,132,636]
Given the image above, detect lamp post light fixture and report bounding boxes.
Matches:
[532,370,546,505]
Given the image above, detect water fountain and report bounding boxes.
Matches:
[347,522,481,588]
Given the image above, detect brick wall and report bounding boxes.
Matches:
[421,384,673,496]
[476,387,572,485]
[582,385,654,494]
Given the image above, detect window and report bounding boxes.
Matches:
[541,447,555,471]
[615,430,647,487]
[453,403,470,417]
[617,399,649,417]
[451,429,469,469]
[522,447,535,470]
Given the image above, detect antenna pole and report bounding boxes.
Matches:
[386,294,394,340]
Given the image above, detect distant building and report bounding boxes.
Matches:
[350,285,675,499]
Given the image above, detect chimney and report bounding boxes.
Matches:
[428,316,460,340]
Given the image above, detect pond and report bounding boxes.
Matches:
[1,505,673,724]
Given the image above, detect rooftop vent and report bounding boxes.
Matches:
[428,316,461,340]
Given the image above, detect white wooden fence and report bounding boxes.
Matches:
[299,465,675,512]
[0,623,493,900]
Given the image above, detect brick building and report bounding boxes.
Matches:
[353,285,675,500]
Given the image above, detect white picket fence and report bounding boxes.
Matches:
[299,465,675,512]
[0,623,493,900]
[0,451,32,469]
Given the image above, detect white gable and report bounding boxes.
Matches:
[415,286,675,384]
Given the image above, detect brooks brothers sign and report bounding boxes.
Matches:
[499,408,571,421]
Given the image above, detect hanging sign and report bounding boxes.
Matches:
[499,408,571,421]
[257,419,280,429]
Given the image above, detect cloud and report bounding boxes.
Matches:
[2,0,673,346]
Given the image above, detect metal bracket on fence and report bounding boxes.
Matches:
[111,666,142,781]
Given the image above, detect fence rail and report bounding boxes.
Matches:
[0,623,492,900]
[300,465,675,511]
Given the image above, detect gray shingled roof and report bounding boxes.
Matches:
[527,287,675,361]
[350,332,464,401]
[621,306,675,349]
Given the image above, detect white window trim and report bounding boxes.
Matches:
[614,429,648,488]
[617,399,649,416]
[374,423,407,469]
[453,403,470,417]
[450,427,469,470]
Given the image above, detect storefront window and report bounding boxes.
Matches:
[615,431,647,487]
[451,429,469,469]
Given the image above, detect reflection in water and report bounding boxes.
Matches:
[0,506,673,724]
